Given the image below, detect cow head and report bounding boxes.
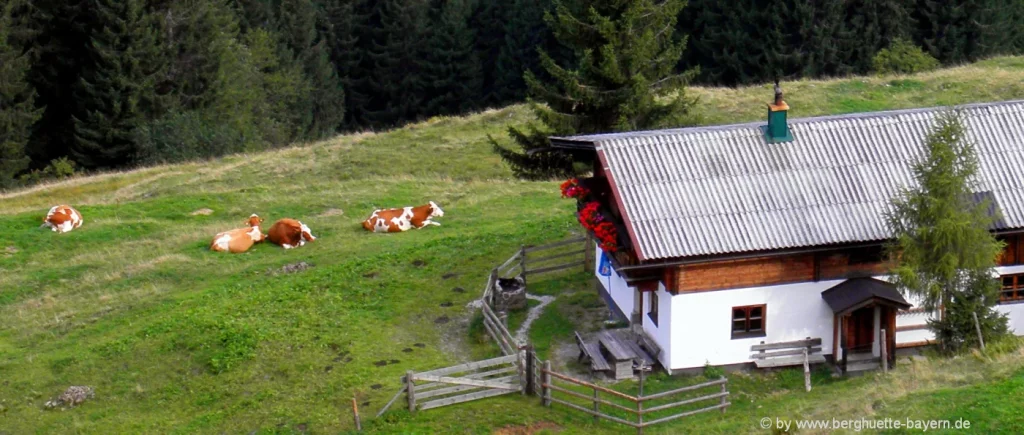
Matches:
[299,221,317,243]
[428,201,444,218]
[246,214,264,227]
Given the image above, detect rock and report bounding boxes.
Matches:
[278,262,312,274]
[44,386,94,410]
[190,208,214,216]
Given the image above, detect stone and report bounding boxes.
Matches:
[44,386,94,410]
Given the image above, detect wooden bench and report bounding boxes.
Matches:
[596,330,635,380]
[576,331,611,372]
[750,337,825,368]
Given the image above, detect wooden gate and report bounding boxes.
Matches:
[403,354,523,412]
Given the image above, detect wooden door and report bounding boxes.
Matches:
[845,307,874,352]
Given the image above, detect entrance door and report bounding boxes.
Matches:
[846,307,874,353]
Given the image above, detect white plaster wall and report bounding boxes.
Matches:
[996,303,1024,335]
[895,292,937,345]
[641,282,673,369]
[594,246,634,321]
[668,280,841,370]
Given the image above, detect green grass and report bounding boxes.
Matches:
[3,57,1024,433]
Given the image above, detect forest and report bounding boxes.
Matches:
[2,0,1024,187]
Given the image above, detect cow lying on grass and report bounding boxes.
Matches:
[267,219,316,249]
[42,205,83,233]
[361,201,444,233]
[210,214,265,253]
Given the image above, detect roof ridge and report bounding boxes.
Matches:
[556,99,1024,145]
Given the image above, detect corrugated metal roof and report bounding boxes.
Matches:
[558,100,1024,261]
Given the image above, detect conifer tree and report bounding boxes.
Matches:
[71,0,165,168]
[493,0,552,104]
[886,111,1010,353]
[469,0,507,106]
[278,0,345,137]
[360,0,430,128]
[844,0,913,73]
[23,0,92,166]
[323,0,369,129]
[422,0,482,117]
[0,0,41,186]
[493,0,698,179]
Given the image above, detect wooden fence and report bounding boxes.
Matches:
[479,235,592,355]
[403,354,523,412]
[540,362,730,434]
[489,235,591,282]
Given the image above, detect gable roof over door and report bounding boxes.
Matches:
[551,100,1024,261]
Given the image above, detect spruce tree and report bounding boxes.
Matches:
[422,0,482,117]
[886,110,1009,353]
[0,0,41,186]
[71,0,165,168]
[323,0,369,130]
[493,0,698,179]
[493,0,552,104]
[23,0,93,167]
[469,0,508,107]
[278,0,345,137]
[844,0,913,73]
[360,0,430,128]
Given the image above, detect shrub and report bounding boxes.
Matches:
[703,360,724,380]
[18,156,77,185]
[873,39,940,75]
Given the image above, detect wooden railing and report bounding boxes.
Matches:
[479,235,592,354]
[540,362,730,434]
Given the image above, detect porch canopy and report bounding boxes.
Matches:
[821,278,911,315]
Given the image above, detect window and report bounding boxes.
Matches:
[731,305,766,339]
[648,292,659,326]
[1000,274,1024,302]
[848,245,884,265]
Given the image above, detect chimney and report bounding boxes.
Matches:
[762,80,794,143]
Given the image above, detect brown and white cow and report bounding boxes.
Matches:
[361,201,444,233]
[210,214,266,253]
[42,205,84,233]
[267,218,317,249]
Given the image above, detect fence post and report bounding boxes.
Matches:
[880,329,888,374]
[637,366,645,435]
[351,397,362,431]
[489,267,498,306]
[592,387,599,423]
[519,245,528,285]
[543,360,552,407]
[524,345,535,396]
[518,347,527,396]
[584,234,593,273]
[973,311,986,351]
[802,348,811,392]
[719,377,727,414]
[406,370,416,413]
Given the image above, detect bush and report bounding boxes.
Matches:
[873,39,940,75]
[702,360,724,380]
[18,156,77,185]
[134,110,255,164]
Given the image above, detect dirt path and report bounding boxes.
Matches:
[514,294,555,343]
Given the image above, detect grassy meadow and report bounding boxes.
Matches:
[2,57,1024,433]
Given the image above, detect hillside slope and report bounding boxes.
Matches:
[2,57,1024,433]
